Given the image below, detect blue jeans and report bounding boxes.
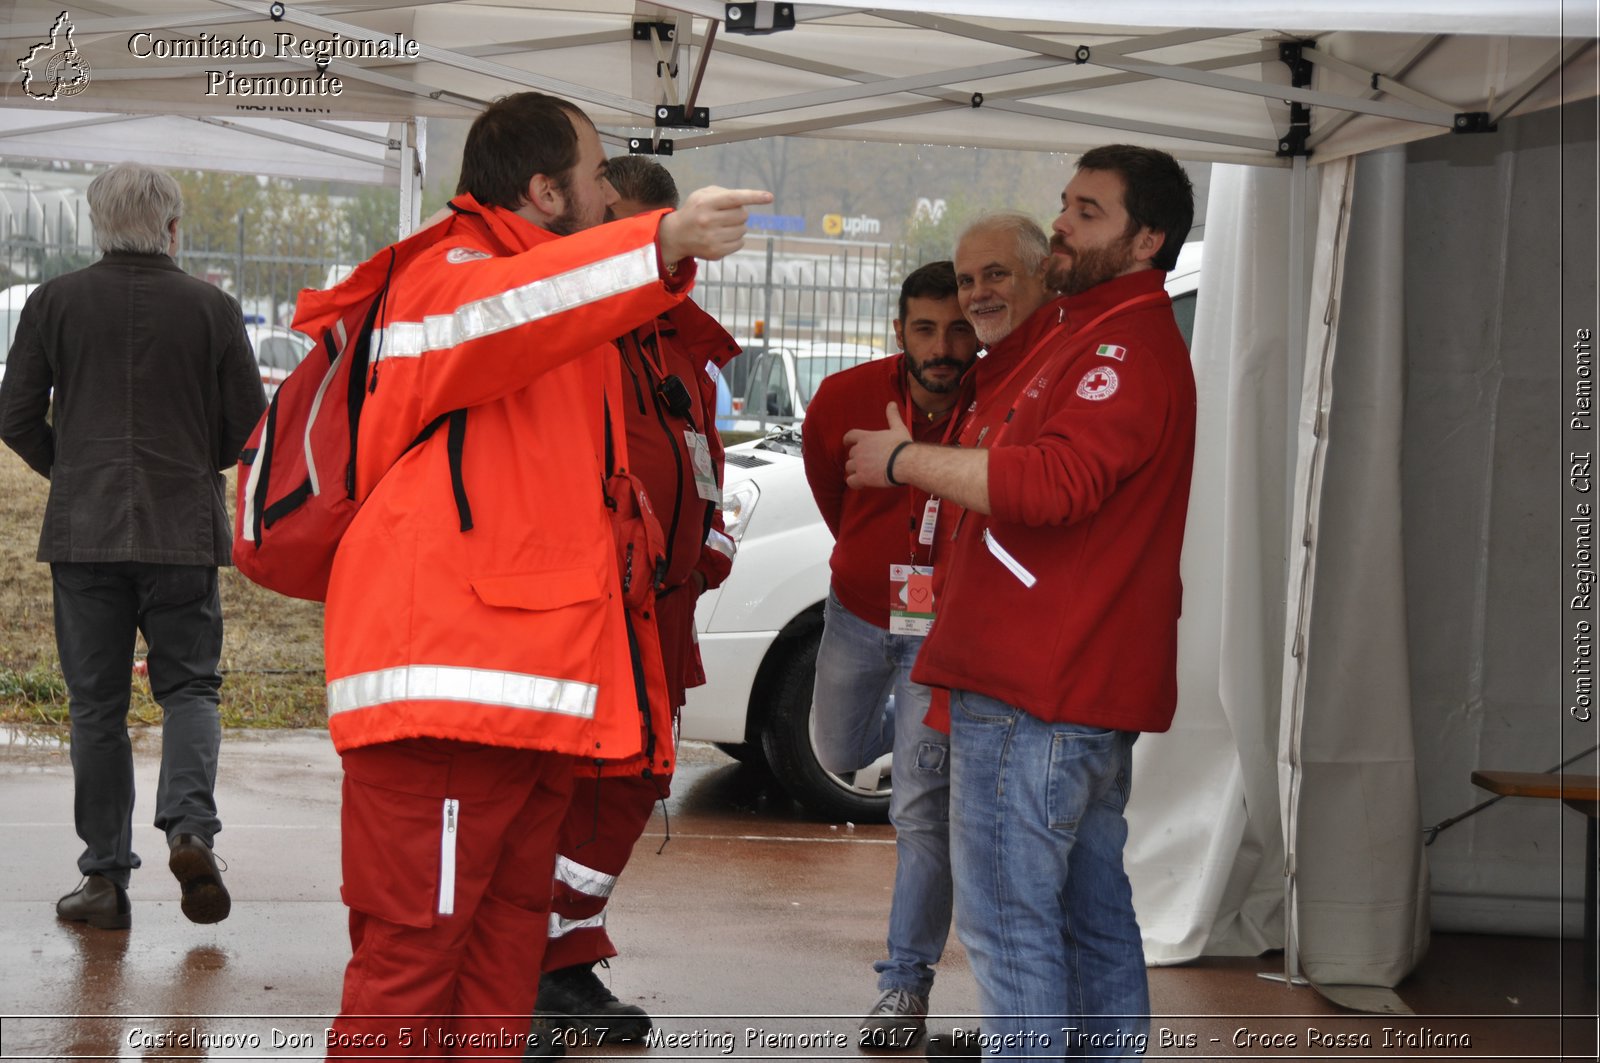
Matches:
[949,690,1148,1060]
[812,590,952,997]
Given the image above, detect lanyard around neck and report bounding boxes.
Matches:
[901,376,964,564]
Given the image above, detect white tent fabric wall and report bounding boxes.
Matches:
[1401,99,1598,939]
[1281,147,1432,988]
[1130,162,1300,964]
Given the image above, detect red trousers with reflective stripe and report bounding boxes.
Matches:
[329,738,574,1059]
[541,771,671,972]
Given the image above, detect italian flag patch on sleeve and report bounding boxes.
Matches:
[1095,344,1127,361]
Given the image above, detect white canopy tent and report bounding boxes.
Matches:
[5,0,1596,1003]
[0,109,405,185]
[0,2,1591,156]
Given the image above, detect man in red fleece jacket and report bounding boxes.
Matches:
[844,145,1197,1061]
[801,260,979,1046]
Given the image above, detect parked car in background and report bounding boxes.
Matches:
[679,427,886,819]
[245,323,314,397]
[681,244,1206,822]
[729,341,887,431]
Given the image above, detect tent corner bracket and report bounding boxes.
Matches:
[1451,112,1496,135]
[1277,41,1315,159]
[633,21,676,43]
[725,3,795,35]
[656,104,711,128]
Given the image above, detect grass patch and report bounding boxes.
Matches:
[2,426,764,730]
[0,447,329,729]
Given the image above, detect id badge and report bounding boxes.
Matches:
[684,430,720,503]
[888,564,936,636]
[918,498,941,546]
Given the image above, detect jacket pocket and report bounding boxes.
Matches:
[339,746,453,928]
[469,565,603,612]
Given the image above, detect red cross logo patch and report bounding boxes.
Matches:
[1076,366,1119,401]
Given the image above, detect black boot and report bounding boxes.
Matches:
[168,834,231,924]
[535,961,652,1043]
[521,1014,566,1061]
[56,874,132,930]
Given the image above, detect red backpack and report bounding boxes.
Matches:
[232,233,469,602]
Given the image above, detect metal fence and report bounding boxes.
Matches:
[1,202,373,329]
[4,211,928,421]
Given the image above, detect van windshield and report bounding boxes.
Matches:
[795,351,880,405]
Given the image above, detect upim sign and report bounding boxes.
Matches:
[822,213,881,237]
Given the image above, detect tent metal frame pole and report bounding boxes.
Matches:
[1286,156,1309,541]
[0,0,461,42]
[716,55,1065,119]
[1283,152,1310,990]
[193,115,402,173]
[1306,36,1441,150]
[0,113,142,138]
[714,37,1278,123]
[1299,48,1457,113]
[297,119,403,149]
[1489,39,1595,125]
[873,11,1232,64]
[207,0,656,118]
[697,29,1286,156]
[680,92,1279,154]
[397,117,424,238]
[1091,54,1456,128]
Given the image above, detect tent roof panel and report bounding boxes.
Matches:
[1,2,1593,168]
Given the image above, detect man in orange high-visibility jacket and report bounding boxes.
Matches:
[536,156,740,1043]
[305,92,770,1059]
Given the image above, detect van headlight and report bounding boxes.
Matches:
[720,480,761,542]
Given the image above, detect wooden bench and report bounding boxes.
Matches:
[1471,770,1599,981]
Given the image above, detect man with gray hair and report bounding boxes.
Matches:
[847,146,1198,1059]
[0,163,266,930]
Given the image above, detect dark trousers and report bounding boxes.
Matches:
[51,562,224,888]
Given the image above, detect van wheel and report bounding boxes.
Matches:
[758,631,891,824]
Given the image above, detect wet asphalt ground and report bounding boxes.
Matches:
[3,727,1594,1061]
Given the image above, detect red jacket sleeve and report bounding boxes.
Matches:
[343,209,689,440]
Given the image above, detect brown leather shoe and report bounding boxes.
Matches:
[56,874,132,930]
[168,834,231,924]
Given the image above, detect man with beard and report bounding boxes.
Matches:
[844,145,1196,1060]
[799,260,978,1048]
[308,92,769,1058]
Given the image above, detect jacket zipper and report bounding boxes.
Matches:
[623,610,657,770]
[438,798,458,915]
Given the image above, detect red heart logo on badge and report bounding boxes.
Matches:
[908,586,930,606]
